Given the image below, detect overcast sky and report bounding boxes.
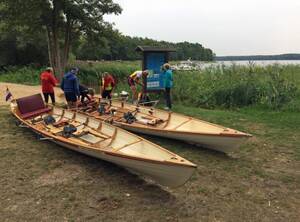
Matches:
[105,0,300,56]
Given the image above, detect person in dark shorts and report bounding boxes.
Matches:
[100,72,115,99]
[60,67,80,108]
[40,67,57,104]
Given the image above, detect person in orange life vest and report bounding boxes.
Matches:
[40,67,58,104]
[100,72,116,99]
[127,70,148,102]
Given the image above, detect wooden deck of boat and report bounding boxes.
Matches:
[82,100,250,137]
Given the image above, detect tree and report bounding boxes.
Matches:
[0,0,121,79]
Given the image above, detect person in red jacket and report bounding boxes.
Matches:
[100,72,116,99]
[40,67,58,104]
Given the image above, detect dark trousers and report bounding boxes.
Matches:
[164,87,172,109]
[102,90,112,99]
[43,92,55,104]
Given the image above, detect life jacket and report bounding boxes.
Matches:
[102,75,115,91]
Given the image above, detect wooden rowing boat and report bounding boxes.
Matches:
[10,94,196,188]
[78,99,252,154]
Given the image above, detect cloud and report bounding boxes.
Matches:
[105,0,300,55]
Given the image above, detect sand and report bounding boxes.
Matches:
[0,82,67,105]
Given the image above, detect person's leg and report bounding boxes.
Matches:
[102,90,108,99]
[73,94,78,108]
[107,90,112,99]
[65,92,76,109]
[43,93,49,104]
[50,93,55,104]
[165,88,172,109]
[65,92,71,108]
[168,88,172,109]
[130,85,137,102]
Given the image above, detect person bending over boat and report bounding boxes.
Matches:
[100,72,115,99]
[40,67,58,105]
[162,63,173,110]
[79,84,94,104]
[127,70,148,103]
[60,67,80,108]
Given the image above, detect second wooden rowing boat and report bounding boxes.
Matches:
[77,99,252,154]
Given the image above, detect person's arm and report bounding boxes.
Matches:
[74,78,80,98]
[167,71,173,87]
[100,78,104,95]
[170,71,173,85]
[51,74,58,87]
[111,76,115,89]
[136,78,144,86]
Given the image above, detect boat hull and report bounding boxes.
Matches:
[14,114,195,188]
[50,138,195,187]
[120,125,247,153]
[84,100,251,154]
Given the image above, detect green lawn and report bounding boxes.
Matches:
[0,104,299,221]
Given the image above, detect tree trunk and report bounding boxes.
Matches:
[52,26,63,80]
[62,17,72,71]
[46,27,55,68]
[47,0,63,81]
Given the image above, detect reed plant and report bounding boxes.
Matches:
[1,62,299,110]
[173,64,299,109]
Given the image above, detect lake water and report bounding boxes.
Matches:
[215,60,300,66]
[173,60,300,70]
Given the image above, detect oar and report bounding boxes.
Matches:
[137,100,159,107]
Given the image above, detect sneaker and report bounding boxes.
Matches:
[163,107,170,111]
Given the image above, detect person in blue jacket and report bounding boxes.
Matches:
[162,63,173,110]
[60,67,80,108]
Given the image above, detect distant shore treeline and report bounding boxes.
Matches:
[216,53,300,61]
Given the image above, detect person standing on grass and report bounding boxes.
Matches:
[127,70,148,103]
[40,67,57,105]
[100,72,115,99]
[60,67,80,108]
[162,63,173,110]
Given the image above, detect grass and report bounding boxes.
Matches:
[0,103,299,221]
[0,61,299,220]
[0,62,299,111]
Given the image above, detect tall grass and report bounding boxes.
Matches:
[173,64,299,109]
[0,66,42,85]
[0,62,299,110]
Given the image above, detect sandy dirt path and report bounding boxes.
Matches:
[0,82,67,105]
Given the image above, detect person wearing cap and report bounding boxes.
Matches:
[127,70,148,102]
[60,67,80,108]
[162,63,173,110]
[100,72,115,99]
[40,67,58,104]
